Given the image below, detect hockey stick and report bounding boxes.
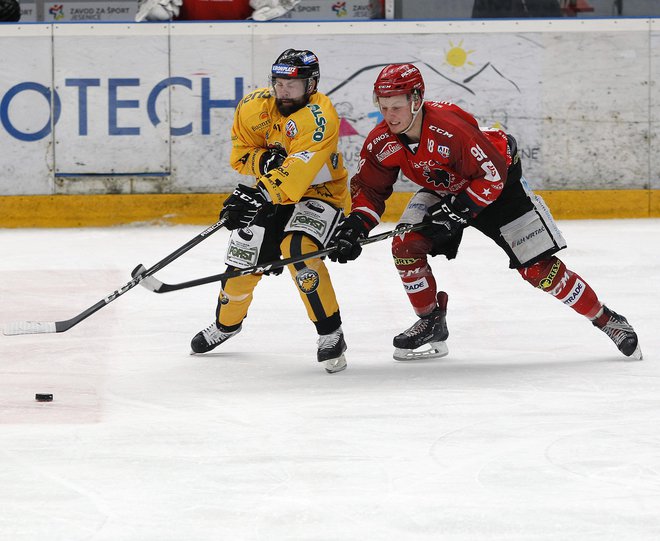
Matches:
[133,222,427,294]
[3,219,227,336]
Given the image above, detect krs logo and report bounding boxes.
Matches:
[538,260,562,290]
[393,257,419,265]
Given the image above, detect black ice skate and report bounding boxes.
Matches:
[393,291,449,361]
[592,306,642,360]
[317,327,347,373]
[190,322,242,354]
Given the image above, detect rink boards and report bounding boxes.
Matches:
[0,18,659,224]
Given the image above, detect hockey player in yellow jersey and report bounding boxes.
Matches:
[191,49,350,373]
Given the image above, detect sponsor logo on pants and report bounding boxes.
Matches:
[296,268,320,294]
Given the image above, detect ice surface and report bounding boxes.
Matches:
[1,220,659,540]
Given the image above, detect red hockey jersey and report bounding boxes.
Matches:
[351,100,512,226]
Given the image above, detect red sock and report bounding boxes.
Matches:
[392,232,437,316]
[518,257,602,319]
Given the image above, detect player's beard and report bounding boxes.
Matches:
[275,96,308,117]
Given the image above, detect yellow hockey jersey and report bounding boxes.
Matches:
[230,87,349,210]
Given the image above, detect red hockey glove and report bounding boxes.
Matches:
[328,212,372,264]
[424,195,471,240]
[220,183,269,230]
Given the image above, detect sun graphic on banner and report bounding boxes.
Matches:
[443,40,476,70]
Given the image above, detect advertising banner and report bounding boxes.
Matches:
[0,19,656,196]
[279,0,383,20]
[42,0,136,22]
[0,25,53,194]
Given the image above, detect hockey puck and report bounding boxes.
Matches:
[35,393,53,402]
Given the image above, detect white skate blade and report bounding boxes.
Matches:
[393,341,448,362]
[629,344,643,361]
[324,354,347,373]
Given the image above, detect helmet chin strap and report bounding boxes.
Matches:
[400,98,424,135]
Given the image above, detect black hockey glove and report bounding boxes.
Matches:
[220,183,269,230]
[259,147,287,175]
[424,195,472,240]
[328,212,372,264]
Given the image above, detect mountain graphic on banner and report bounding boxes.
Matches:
[339,118,359,137]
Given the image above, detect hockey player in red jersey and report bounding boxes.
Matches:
[329,63,642,362]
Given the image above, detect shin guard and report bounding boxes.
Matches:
[392,231,438,316]
[282,233,340,326]
[217,273,262,329]
[518,256,602,319]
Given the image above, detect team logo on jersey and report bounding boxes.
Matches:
[437,145,450,159]
[285,120,298,138]
[295,268,320,294]
[376,141,403,162]
[423,168,452,189]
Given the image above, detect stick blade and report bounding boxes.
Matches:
[3,321,58,336]
[139,275,164,293]
[132,263,164,293]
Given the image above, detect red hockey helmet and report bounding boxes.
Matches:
[373,63,425,101]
